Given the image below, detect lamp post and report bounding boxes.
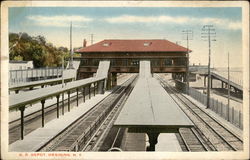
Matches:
[201,25,216,109]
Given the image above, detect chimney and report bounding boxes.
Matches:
[83,39,87,47]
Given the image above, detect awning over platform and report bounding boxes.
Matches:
[114,61,193,133]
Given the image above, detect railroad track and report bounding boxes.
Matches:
[83,79,135,151]
[9,74,131,144]
[177,128,212,152]
[9,88,92,144]
[38,75,137,152]
[9,92,83,128]
[85,75,137,152]
[156,74,243,152]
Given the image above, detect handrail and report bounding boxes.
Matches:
[199,71,242,89]
[9,67,62,72]
[9,77,74,90]
[211,71,242,88]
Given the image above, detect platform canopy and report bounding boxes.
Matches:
[114,61,193,133]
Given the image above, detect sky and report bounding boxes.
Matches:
[9,7,243,68]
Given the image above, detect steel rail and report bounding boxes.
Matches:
[178,129,191,151]
[91,79,136,152]
[9,85,99,144]
[38,83,127,151]
[9,74,127,126]
[37,75,137,152]
[81,76,136,151]
[156,76,222,151]
[156,75,243,151]
[178,128,210,152]
[87,81,135,151]
[190,128,214,151]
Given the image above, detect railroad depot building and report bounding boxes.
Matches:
[75,39,190,87]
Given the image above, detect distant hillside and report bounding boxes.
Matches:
[9,32,70,68]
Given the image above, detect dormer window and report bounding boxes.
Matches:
[143,42,152,46]
[103,42,111,47]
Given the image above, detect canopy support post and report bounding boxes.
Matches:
[146,132,160,151]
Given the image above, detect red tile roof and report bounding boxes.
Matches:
[76,39,190,53]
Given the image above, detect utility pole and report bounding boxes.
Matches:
[201,25,216,109]
[68,21,74,69]
[182,30,193,95]
[175,41,181,45]
[227,52,230,121]
[90,34,94,45]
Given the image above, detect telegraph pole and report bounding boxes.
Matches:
[227,52,230,121]
[90,34,94,45]
[68,21,74,69]
[201,25,216,109]
[182,30,193,95]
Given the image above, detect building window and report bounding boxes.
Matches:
[80,59,88,66]
[143,42,152,46]
[111,59,115,66]
[151,59,160,67]
[111,59,128,66]
[122,59,128,66]
[165,59,173,66]
[131,60,139,66]
[173,58,186,66]
[93,59,99,66]
[103,42,111,47]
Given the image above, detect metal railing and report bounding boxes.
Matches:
[9,67,63,85]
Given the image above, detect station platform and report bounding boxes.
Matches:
[10,91,112,152]
[114,61,193,151]
[155,133,182,151]
[9,74,133,152]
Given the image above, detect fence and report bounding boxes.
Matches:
[176,80,243,129]
[9,67,63,85]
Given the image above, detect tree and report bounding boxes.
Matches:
[9,32,70,68]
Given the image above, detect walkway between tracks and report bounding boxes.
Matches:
[201,71,242,92]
